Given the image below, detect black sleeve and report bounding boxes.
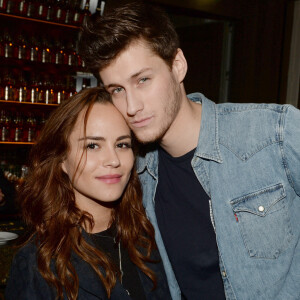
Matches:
[5,250,56,300]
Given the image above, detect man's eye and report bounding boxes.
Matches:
[117,142,132,149]
[86,143,99,150]
[139,77,149,84]
[112,87,124,94]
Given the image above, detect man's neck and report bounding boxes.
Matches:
[160,97,202,157]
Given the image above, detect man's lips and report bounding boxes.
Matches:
[131,116,153,128]
[96,174,122,184]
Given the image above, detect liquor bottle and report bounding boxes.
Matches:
[3,29,14,58]
[36,0,48,20]
[26,0,36,18]
[82,0,91,25]
[5,0,14,14]
[29,35,40,62]
[46,0,55,21]
[0,0,8,13]
[72,0,83,25]
[41,35,51,63]
[3,70,15,101]
[36,77,45,103]
[12,112,24,142]
[55,77,66,104]
[53,39,64,64]
[16,0,28,16]
[25,112,37,142]
[95,0,105,16]
[0,109,11,141]
[15,72,28,102]
[44,75,55,104]
[64,0,73,24]
[15,31,28,60]
[54,0,66,23]
[29,75,39,103]
[64,40,76,66]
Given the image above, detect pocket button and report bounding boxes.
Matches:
[258,205,265,212]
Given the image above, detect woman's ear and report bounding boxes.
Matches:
[172,48,188,83]
[61,161,67,174]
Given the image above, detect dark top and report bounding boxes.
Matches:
[92,225,146,300]
[155,147,226,300]
[5,230,172,300]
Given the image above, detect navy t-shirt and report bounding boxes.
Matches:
[155,147,225,300]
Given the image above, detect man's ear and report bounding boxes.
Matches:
[172,48,188,83]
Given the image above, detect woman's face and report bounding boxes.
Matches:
[62,102,134,210]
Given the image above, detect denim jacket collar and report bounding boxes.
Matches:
[136,93,222,176]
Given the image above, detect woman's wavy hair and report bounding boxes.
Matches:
[19,87,157,299]
[78,1,179,77]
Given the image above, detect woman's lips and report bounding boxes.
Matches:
[96,174,122,184]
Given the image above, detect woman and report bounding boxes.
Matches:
[5,87,171,300]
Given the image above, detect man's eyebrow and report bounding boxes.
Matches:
[104,68,152,89]
[130,67,152,79]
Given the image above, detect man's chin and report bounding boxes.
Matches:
[134,131,163,145]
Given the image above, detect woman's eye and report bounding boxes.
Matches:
[86,143,99,150]
[112,87,124,94]
[117,142,132,149]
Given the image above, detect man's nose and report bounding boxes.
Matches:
[126,90,144,116]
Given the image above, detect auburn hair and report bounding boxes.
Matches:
[78,1,179,77]
[19,87,157,299]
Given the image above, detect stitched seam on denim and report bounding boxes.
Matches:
[219,139,278,161]
[279,106,296,191]
[218,104,285,115]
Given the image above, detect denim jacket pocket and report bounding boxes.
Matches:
[230,183,293,259]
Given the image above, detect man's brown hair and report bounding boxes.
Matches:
[78,1,179,76]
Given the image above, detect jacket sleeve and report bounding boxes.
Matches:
[282,105,300,197]
[5,250,56,300]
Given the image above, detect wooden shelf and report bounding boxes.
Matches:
[0,100,59,107]
[0,12,80,29]
[0,142,34,145]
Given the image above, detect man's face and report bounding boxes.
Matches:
[100,40,182,144]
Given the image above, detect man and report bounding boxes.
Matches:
[79,2,300,299]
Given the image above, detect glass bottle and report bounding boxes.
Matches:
[5,0,14,14]
[36,0,48,20]
[72,0,83,25]
[12,112,24,142]
[25,112,37,142]
[0,0,8,13]
[3,29,14,58]
[15,31,28,60]
[41,35,51,64]
[54,0,66,23]
[46,0,55,21]
[82,0,91,25]
[26,0,36,18]
[64,0,73,24]
[3,70,15,101]
[0,109,11,141]
[95,0,105,16]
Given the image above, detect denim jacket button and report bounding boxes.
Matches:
[222,271,227,277]
[258,205,265,212]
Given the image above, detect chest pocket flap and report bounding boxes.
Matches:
[231,183,285,216]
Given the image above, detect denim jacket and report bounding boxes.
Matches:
[136,93,300,300]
